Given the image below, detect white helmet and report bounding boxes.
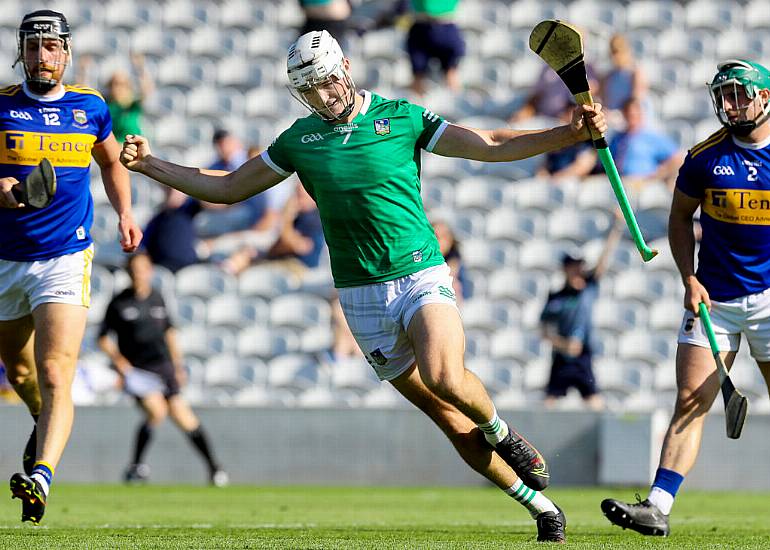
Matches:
[287,30,356,121]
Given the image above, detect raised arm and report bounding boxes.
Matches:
[121,135,287,204]
[432,104,606,162]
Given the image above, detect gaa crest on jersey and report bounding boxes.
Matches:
[73,109,87,126]
[374,118,390,136]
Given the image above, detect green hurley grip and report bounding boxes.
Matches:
[595,147,658,262]
[698,302,720,354]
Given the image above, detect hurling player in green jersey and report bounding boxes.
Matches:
[122,30,606,542]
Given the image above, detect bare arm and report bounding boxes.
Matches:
[593,215,624,280]
[131,53,154,100]
[97,335,133,375]
[540,325,583,357]
[92,135,142,252]
[654,150,686,188]
[164,328,184,370]
[632,65,648,101]
[668,188,710,312]
[432,104,606,162]
[549,149,598,180]
[121,135,287,204]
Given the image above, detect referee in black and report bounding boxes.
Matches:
[98,252,228,486]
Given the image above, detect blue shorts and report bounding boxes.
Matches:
[546,351,598,398]
[406,22,465,74]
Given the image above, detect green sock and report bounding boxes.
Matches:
[478,409,509,445]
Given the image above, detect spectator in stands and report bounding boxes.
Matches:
[609,97,684,190]
[538,103,597,181]
[141,188,203,273]
[220,183,325,277]
[299,0,352,47]
[77,53,154,142]
[98,253,228,487]
[432,220,468,302]
[600,33,648,125]
[209,128,247,172]
[545,98,684,188]
[200,132,287,243]
[509,63,599,124]
[405,0,465,95]
[539,215,623,410]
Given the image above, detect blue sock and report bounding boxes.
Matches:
[30,461,54,497]
[652,467,684,497]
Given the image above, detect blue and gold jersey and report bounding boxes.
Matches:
[0,83,112,261]
[676,128,770,300]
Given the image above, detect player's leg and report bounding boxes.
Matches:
[30,303,87,471]
[0,315,41,475]
[9,303,87,524]
[167,394,228,486]
[124,392,168,482]
[603,304,741,536]
[435,22,465,92]
[601,344,735,536]
[405,22,430,95]
[390,364,565,542]
[406,302,550,490]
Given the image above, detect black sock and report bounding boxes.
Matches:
[187,426,217,472]
[31,414,39,423]
[133,422,153,465]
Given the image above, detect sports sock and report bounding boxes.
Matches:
[187,426,218,472]
[477,409,509,446]
[647,467,684,515]
[30,461,53,497]
[505,478,558,519]
[133,422,154,465]
[31,414,39,423]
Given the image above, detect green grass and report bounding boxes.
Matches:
[0,484,768,549]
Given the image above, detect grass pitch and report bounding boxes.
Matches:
[0,484,768,549]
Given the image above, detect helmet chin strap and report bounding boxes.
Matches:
[26,77,58,94]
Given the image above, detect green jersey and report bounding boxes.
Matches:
[263,91,448,288]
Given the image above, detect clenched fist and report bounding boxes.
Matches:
[0,177,23,208]
[120,135,153,173]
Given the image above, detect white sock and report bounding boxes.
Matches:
[647,486,674,515]
[505,478,558,519]
[30,473,50,497]
[478,409,509,446]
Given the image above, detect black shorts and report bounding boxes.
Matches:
[546,352,598,398]
[135,361,180,399]
[406,21,465,74]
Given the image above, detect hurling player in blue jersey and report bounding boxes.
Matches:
[0,10,142,524]
[602,59,770,536]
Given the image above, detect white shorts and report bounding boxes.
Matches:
[678,287,770,361]
[0,245,94,321]
[338,263,459,381]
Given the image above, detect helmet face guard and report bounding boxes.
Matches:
[16,10,71,94]
[709,59,770,137]
[287,30,357,122]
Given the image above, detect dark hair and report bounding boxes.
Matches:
[212,128,230,144]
